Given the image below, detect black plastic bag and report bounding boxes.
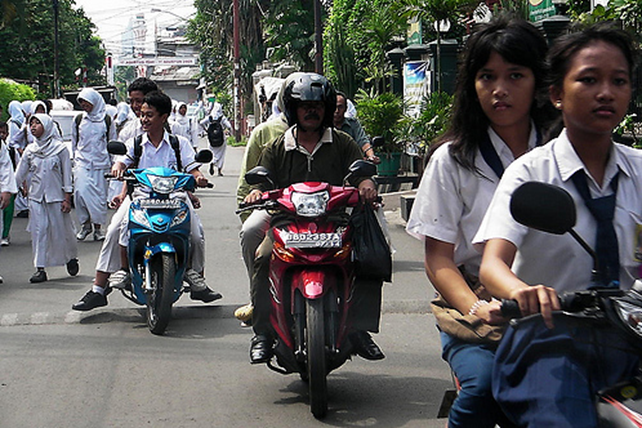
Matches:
[350,204,392,282]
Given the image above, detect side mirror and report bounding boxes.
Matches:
[245,166,274,187]
[348,159,377,178]
[371,136,384,148]
[107,141,127,156]
[510,182,576,235]
[195,149,213,164]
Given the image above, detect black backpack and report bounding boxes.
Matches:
[206,117,224,147]
[132,134,182,171]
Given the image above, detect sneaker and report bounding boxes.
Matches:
[234,303,253,324]
[66,258,79,276]
[76,224,92,241]
[72,289,110,311]
[108,269,131,290]
[93,228,106,241]
[1,236,10,246]
[183,269,222,303]
[29,270,48,283]
[16,210,28,218]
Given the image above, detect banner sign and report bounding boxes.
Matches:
[529,0,556,22]
[115,57,198,66]
[404,61,429,118]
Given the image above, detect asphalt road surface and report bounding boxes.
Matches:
[0,144,452,428]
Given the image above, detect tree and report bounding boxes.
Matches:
[0,0,105,95]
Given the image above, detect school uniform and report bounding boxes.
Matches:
[72,88,117,227]
[474,129,642,427]
[15,114,77,269]
[406,126,539,428]
[199,103,232,170]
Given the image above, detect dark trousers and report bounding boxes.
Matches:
[493,316,639,428]
[250,234,383,336]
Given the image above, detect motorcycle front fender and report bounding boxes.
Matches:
[144,242,176,261]
[291,269,335,300]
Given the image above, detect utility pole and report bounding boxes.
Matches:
[233,0,242,140]
[53,0,61,98]
[314,0,323,74]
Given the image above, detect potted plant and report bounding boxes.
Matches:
[355,88,405,175]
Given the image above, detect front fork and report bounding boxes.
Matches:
[293,289,340,363]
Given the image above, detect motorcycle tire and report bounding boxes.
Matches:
[146,253,176,335]
[306,298,328,419]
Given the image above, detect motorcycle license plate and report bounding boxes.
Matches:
[138,199,182,209]
[283,232,342,249]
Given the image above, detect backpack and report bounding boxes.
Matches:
[206,117,224,147]
[74,113,112,142]
[132,134,182,171]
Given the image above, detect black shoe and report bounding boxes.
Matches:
[350,330,385,360]
[16,210,28,218]
[209,163,215,176]
[250,334,274,364]
[190,287,222,303]
[66,259,79,276]
[29,270,47,283]
[72,289,109,311]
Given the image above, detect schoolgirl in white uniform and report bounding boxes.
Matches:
[15,114,78,283]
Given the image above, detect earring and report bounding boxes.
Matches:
[555,101,562,109]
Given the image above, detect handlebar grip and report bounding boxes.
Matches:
[206,183,214,188]
[500,299,522,319]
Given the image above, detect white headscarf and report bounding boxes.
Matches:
[29,114,65,158]
[21,100,33,116]
[8,101,25,127]
[208,102,224,120]
[115,102,132,126]
[175,101,189,125]
[32,100,48,115]
[78,88,106,123]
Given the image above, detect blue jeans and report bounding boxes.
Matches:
[493,316,639,428]
[440,331,506,428]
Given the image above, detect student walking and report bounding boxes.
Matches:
[72,88,117,241]
[15,114,78,283]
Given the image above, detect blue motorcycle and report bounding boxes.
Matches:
[107,141,212,334]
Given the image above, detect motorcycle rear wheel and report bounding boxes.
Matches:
[146,253,176,335]
[306,298,328,419]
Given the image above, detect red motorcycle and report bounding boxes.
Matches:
[239,160,378,419]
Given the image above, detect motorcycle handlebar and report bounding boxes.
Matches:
[500,291,606,319]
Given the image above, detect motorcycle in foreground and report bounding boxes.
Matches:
[107,141,212,335]
[238,160,379,419]
[503,181,642,427]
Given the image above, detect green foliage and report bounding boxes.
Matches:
[614,113,640,148]
[226,134,248,147]
[354,88,404,153]
[397,91,452,155]
[0,0,105,94]
[263,0,316,71]
[0,78,35,121]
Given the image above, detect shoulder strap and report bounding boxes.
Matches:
[104,115,112,141]
[133,135,143,168]
[478,133,504,179]
[169,134,182,171]
[74,114,82,139]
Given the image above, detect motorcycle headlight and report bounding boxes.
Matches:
[170,207,189,228]
[148,175,178,194]
[131,208,151,228]
[613,299,642,339]
[291,191,329,217]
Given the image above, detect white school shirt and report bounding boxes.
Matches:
[0,143,17,194]
[474,129,642,292]
[15,145,73,203]
[72,115,117,169]
[406,126,538,276]
[118,131,198,173]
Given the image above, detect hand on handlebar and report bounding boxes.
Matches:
[358,179,378,205]
[195,175,209,188]
[244,189,264,205]
[111,162,126,180]
[508,285,561,329]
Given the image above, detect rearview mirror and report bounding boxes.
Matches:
[195,149,213,164]
[107,141,127,155]
[348,159,377,178]
[510,182,576,235]
[245,166,274,187]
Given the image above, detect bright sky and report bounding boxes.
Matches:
[73,0,196,55]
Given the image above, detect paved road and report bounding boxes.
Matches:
[0,144,452,427]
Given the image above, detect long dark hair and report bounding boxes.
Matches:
[431,15,551,172]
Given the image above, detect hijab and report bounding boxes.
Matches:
[78,88,106,123]
[115,102,132,126]
[175,101,189,126]
[29,114,65,158]
[8,101,25,127]
[21,100,33,116]
[32,100,48,114]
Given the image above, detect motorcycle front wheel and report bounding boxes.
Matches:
[146,253,176,335]
[306,298,328,419]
